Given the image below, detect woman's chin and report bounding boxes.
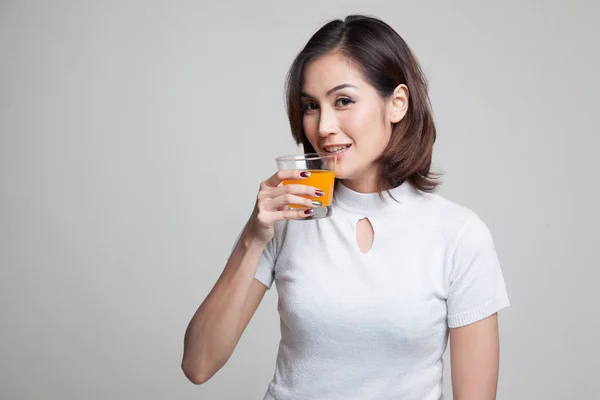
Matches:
[333,169,351,181]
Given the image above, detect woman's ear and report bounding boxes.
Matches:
[389,84,409,124]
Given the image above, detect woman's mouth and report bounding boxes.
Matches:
[323,144,351,155]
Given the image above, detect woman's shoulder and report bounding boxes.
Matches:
[418,189,476,216]
[413,190,489,237]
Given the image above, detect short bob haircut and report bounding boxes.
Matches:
[285,14,441,194]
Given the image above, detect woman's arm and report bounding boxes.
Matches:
[181,169,320,384]
[449,313,501,400]
[181,232,268,384]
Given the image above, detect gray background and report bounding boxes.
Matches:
[1,0,598,399]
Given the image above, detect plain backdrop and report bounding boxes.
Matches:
[1,0,599,399]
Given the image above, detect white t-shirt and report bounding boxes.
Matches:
[253,180,510,400]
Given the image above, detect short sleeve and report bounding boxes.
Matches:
[254,236,276,289]
[447,215,510,328]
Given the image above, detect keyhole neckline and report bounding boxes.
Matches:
[355,217,375,254]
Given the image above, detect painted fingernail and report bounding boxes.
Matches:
[304,209,314,215]
[311,201,322,206]
[300,171,311,178]
[315,190,325,197]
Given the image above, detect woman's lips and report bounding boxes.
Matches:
[334,145,350,158]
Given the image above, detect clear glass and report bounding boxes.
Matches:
[275,153,337,220]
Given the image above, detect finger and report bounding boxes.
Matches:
[274,208,315,221]
[270,184,325,198]
[268,194,323,210]
[263,170,310,188]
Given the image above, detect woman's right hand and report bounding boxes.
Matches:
[245,170,324,244]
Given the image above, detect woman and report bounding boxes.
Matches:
[182,14,510,400]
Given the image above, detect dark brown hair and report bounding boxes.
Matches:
[285,14,441,194]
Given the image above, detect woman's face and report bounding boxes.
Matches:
[301,52,408,192]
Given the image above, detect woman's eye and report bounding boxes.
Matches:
[336,98,354,107]
[302,102,318,112]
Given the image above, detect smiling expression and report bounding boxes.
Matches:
[301,52,408,192]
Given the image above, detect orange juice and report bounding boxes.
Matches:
[282,170,335,208]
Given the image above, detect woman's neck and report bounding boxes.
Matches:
[339,178,378,194]
[339,167,390,194]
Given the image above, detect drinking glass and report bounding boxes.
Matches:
[275,153,337,220]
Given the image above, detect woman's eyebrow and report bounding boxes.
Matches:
[300,83,359,99]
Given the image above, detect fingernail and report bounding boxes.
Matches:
[304,209,314,215]
[315,190,325,197]
[300,171,311,178]
[311,201,322,206]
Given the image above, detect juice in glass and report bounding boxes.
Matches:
[275,153,336,220]
[282,169,335,208]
